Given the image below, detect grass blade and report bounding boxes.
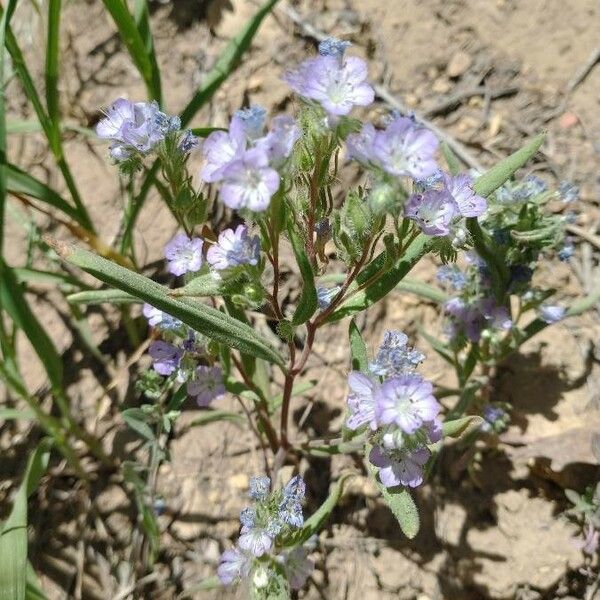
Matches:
[0,440,52,600]
[52,242,285,366]
[133,0,162,105]
[101,0,161,103]
[45,0,61,153]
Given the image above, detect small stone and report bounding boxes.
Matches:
[559,112,579,129]
[447,50,472,78]
[432,77,451,94]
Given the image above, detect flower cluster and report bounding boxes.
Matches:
[201,105,300,211]
[346,331,441,488]
[218,475,314,594]
[96,98,195,162]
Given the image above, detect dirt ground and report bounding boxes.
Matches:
[2,0,600,598]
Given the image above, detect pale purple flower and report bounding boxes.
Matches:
[283,475,306,501]
[442,173,487,217]
[284,54,374,116]
[255,116,300,166]
[375,374,440,434]
[240,507,257,528]
[238,524,273,557]
[369,444,430,488]
[278,475,305,528]
[346,371,378,431]
[164,233,203,276]
[405,190,459,236]
[480,299,512,331]
[316,285,341,310]
[148,341,182,376]
[369,330,425,377]
[573,524,599,556]
[426,417,443,443]
[249,475,270,500]
[282,546,314,590]
[219,148,280,212]
[186,365,226,406]
[371,117,439,179]
[235,105,267,140]
[142,303,183,330]
[481,404,508,433]
[217,547,251,585]
[200,116,247,182]
[96,98,176,157]
[444,298,483,342]
[346,122,377,164]
[318,37,352,59]
[538,304,566,324]
[178,130,199,154]
[436,265,466,290]
[206,225,260,270]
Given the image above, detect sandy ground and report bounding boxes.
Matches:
[2,0,600,598]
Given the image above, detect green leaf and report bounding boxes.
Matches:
[366,445,420,538]
[67,289,137,305]
[396,279,448,304]
[168,272,223,297]
[133,0,162,106]
[121,408,155,442]
[288,226,317,325]
[419,329,455,366]
[0,259,63,390]
[328,235,430,322]
[442,415,483,438]
[0,408,36,421]
[101,0,161,103]
[441,141,461,175]
[45,0,61,154]
[6,163,82,224]
[283,473,354,547]
[473,133,545,198]
[0,440,51,600]
[55,244,285,366]
[188,410,245,428]
[348,319,368,371]
[25,563,48,600]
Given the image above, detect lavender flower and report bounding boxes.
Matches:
[371,117,439,179]
[346,371,378,431]
[374,374,440,434]
[235,105,267,140]
[369,331,425,377]
[240,507,257,528]
[164,233,203,276]
[219,148,280,211]
[481,404,508,433]
[318,37,352,59]
[255,115,300,167]
[442,173,487,217]
[178,130,199,154]
[316,285,341,310]
[284,49,374,116]
[186,365,226,406]
[238,524,274,557]
[148,341,182,376]
[480,299,512,331]
[96,98,176,158]
[217,547,251,585]
[538,304,566,324]
[281,546,314,590]
[346,122,377,164]
[404,189,458,236]
[436,265,466,290]
[249,475,270,500]
[206,225,260,270]
[558,180,579,203]
[200,116,247,182]
[369,444,430,488]
[573,523,600,556]
[142,303,183,331]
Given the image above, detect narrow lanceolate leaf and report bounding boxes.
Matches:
[168,273,223,297]
[7,163,82,223]
[67,289,137,305]
[349,319,368,372]
[0,259,63,389]
[0,440,51,600]
[366,445,420,538]
[101,0,161,103]
[442,416,483,438]
[441,141,461,176]
[473,133,545,198]
[45,0,62,153]
[282,473,354,547]
[53,243,285,366]
[327,235,430,322]
[289,226,317,325]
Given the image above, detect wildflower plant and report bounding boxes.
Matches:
[2,1,599,595]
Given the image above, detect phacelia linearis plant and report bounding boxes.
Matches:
[50,36,595,597]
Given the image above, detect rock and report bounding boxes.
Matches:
[447,50,472,78]
[432,77,451,94]
[559,112,579,129]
